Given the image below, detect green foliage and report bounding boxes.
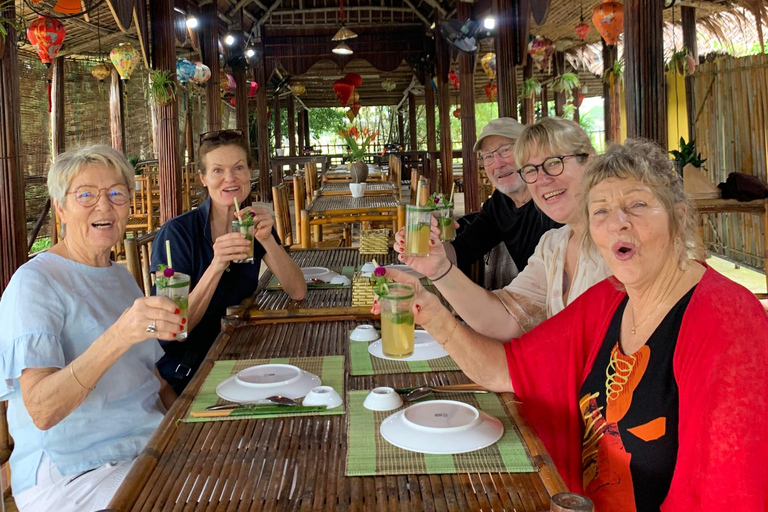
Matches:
[30,237,50,254]
[308,108,347,144]
[0,0,21,38]
[667,47,693,76]
[521,78,542,100]
[552,72,580,99]
[148,70,177,106]
[127,156,141,174]
[670,137,706,168]
[602,60,624,88]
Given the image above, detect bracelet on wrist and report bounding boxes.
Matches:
[431,262,453,282]
[438,316,460,347]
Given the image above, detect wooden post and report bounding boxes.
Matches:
[521,58,534,124]
[233,67,250,151]
[109,67,125,153]
[150,0,182,223]
[424,77,437,152]
[185,98,194,163]
[458,1,480,213]
[493,0,518,119]
[273,95,282,152]
[297,107,305,155]
[0,0,28,292]
[541,84,549,118]
[201,1,221,132]
[603,41,620,142]
[572,87,581,124]
[51,57,65,157]
[436,17,453,193]
[287,95,296,157]
[553,51,565,117]
[255,39,270,200]
[397,111,405,146]
[624,0,667,148]
[302,109,310,147]
[408,92,418,151]
[681,6,697,141]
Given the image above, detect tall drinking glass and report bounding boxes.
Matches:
[380,284,416,358]
[404,205,432,257]
[231,219,255,263]
[156,272,190,340]
[435,206,455,242]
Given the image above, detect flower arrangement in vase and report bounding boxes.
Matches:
[339,125,378,183]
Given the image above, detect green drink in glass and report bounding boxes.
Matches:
[404,205,432,257]
[155,271,190,341]
[380,284,416,358]
[436,206,455,242]
[231,219,255,263]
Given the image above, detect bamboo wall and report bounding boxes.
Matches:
[693,54,768,270]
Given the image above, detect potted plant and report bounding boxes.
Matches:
[339,125,378,191]
[551,72,580,99]
[148,69,177,107]
[669,137,706,176]
[602,59,624,89]
[668,47,697,76]
[521,78,542,100]
[0,0,22,59]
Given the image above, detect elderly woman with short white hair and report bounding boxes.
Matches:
[0,145,182,512]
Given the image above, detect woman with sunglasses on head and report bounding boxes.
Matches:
[151,130,305,393]
[0,145,182,511]
[390,117,611,340]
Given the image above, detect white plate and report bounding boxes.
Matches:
[380,400,504,454]
[216,364,321,404]
[385,265,425,279]
[301,267,338,283]
[368,330,448,361]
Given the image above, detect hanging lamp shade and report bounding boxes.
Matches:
[109,42,139,80]
[332,42,353,55]
[176,58,196,83]
[592,0,624,46]
[527,35,555,72]
[27,16,66,67]
[91,62,111,81]
[574,21,591,40]
[332,25,357,41]
[381,79,396,92]
[191,61,211,84]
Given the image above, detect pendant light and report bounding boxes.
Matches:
[332,42,353,55]
[332,0,357,41]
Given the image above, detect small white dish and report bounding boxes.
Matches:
[385,264,425,279]
[302,386,343,409]
[363,387,403,411]
[350,324,380,342]
[330,275,350,286]
[360,262,376,273]
[301,267,338,283]
[380,400,504,454]
[216,364,321,403]
[368,330,448,361]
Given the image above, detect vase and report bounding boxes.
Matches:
[349,183,367,198]
[350,160,368,183]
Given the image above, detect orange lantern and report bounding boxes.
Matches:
[27,16,66,67]
[452,108,461,119]
[592,0,623,46]
[91,62,111,81]
[574,21,590,41]
[484,83,498,102]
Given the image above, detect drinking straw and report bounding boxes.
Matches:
[165,240,173,269]
[449,181,456,206]
[233,197,243,222]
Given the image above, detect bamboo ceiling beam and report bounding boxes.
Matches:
[421,0,447,17]
[258,0,284,26]
[59,29,138,57]
[228,0,255,17]
[401,0,431,27]
[268,6,417,15]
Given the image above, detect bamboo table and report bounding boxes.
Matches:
[107,319,567,512]
[317,181,396,197]
[300,195,401,249]
[324,166,385,183]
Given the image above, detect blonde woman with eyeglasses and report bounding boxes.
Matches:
[0,145,183,511]
[151,129,305,392]
[388,117,611,339]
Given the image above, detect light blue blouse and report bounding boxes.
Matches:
[0,253,166,494]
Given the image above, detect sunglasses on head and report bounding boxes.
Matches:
[198,129,245,145]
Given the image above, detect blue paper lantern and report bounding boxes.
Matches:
[176,58,196,83]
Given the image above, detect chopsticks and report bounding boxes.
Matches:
[191,405,327,418]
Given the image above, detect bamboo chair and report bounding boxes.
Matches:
[388,155,403,201]
[280,180,343,249]
[303,160,319,205]
[409,169,421,205]
[272,184,294,246]
[124,231,157,296]
[126,174,156,235]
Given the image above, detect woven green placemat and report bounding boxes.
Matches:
[183,356,345,422]
[267,266,354,290]
[345,390,536,476]
[348,334,461,375]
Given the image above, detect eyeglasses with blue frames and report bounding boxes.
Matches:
[517,154,589,184]
[477,143,515,167]
[67,184,132,207]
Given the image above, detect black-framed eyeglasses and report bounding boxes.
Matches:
[198,129,245,145]
[517,154,588,184]
[477,143,514,167]
[67,184,131,207]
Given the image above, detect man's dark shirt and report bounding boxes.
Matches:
[451,190,561,275]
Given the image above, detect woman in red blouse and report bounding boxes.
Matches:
[379,139,768,511]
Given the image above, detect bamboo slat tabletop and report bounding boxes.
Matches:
[108,320,566,512]
[305,194,399,215]
[318,182,395,196]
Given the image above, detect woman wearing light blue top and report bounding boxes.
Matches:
[0,145,182,512]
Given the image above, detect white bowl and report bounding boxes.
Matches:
[380,400,504,454]
[302,386,343,409]
[216,364,321,403]
[368,330,448,361]
[360,262,376,273]
[363,387,403,411]
[330,275,350,285]
[350,324,381,342]
[301,267,337,283]
[349,183,367,198]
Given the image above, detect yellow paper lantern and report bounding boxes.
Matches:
[109,43,139,80]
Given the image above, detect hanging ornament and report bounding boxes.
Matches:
[27,16,66,67]
[91,62,111,82]
[333,79,355,106]
[685,54,697,74]
[429,76,438,90]
[592,0,624,46]
[345,109,356,122]
[528,36,555,72]
[582,84,589,95]
[448,69,459,89]
[176,58,196,83]
[480,53,497,81]
[110,43,139,80]
[230,97,236,107]
[574,22,590,40]
[219,71,236,93]
[484,83,498,102]
[343,73,363,87]
[351,102,362,116]
[249,81,258,97]
[381,79,396,92]
[352,90,360,103]
[452,108,461,119]
[192,62,211,84]
[291,82,306,96]
[573,93,585,108]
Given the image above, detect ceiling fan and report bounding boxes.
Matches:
[439,18,487,53]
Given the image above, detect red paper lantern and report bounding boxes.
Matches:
[573,93,585,108]
[333,79,355,106]
[452,108,461,119]
[592,0,623,46]
[574,21,591,41]
[27,16,66,67]
[448,69,459,89]
[248,81,258,97]
[484,83,498,102]
[230,97,237,107]
[343,73,363,87]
